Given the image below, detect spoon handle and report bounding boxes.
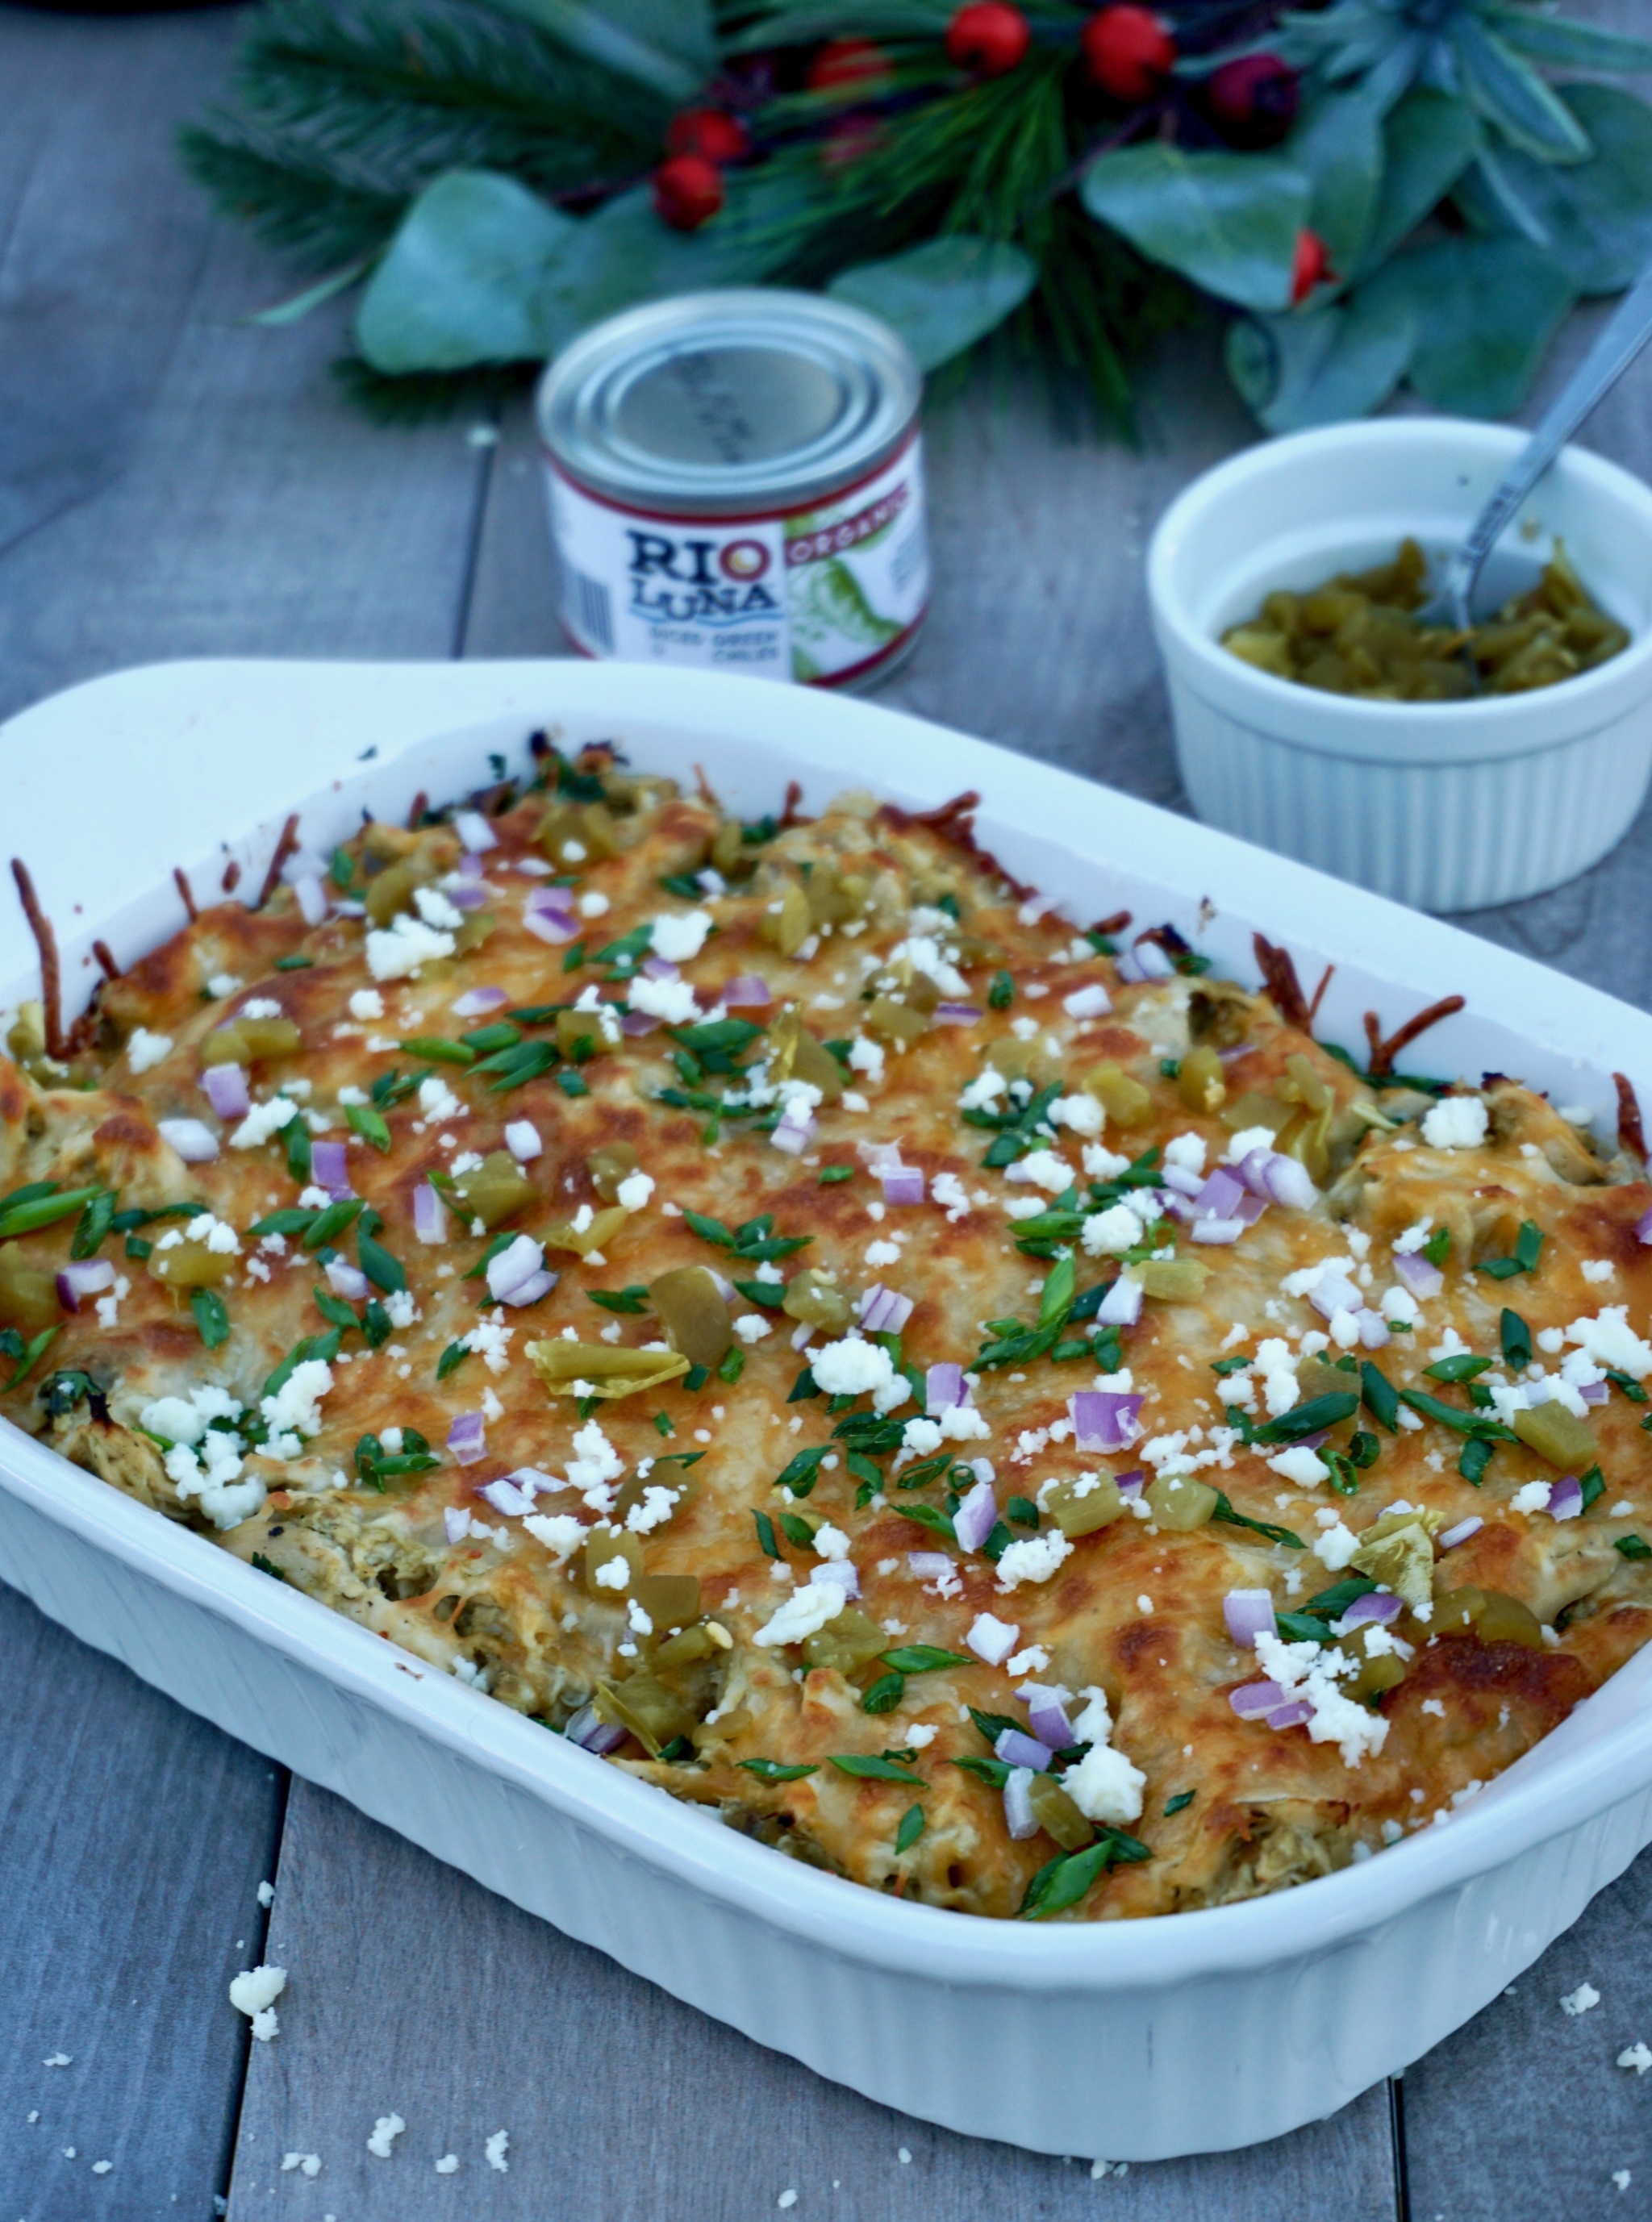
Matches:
[1447,255,1652,626]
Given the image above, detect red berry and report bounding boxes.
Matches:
[653,154,724,231]
[1290,227,1335,305]
[945,2,1031,77]
[1081,6,1176,102]
[807,37,891,94]
[1207,53,1299,148]
[665,107,751,165]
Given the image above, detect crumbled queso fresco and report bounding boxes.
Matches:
[6,740,1652,1923]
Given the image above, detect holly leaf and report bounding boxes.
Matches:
[1490,12,1652,74]
[1226,281,1416,432]
[828,236,1038,371]
[1382,235,1575,417]
[1356,89,1483,277]
[1080,145,1311,312]
[357,169,580,373]
[1448,15,1591,164]
[1455,86,1652,296]
[1286,85,1384,273]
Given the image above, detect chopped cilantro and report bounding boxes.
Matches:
[895,1805,926,1854]
[1615,1534,1652,1560]
[828,1754,922,1784]
[753,1510,781,1560]
[436,1340,469,1381]
[1163,1791,1195,1816]
[738,1757,816,1782]
[588,1286,649,1315]
[190,1289,230,1349]
[988,971,1014,1009]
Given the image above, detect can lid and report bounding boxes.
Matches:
[537,289,922,517]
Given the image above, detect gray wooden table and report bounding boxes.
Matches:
[5,8,1652,2216]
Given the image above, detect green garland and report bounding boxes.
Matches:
[181,0,1652,430]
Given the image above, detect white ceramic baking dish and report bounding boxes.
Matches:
[5,657,1652,2163]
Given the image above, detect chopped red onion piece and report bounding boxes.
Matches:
[1070,1389,1144,1451]
[56,1259,115,1311]
[446,883,489,911]
[524,907,578,946]
[158,1117,219,1164]
[334,899,365,918]
[478,1476,534,1519]
[311,1140,353,1198]
[323,1258,369,1302]
[1193,1168,1245,1219]
[1063,982,1114,1019]
[454,810,498,853]
[564,1703,627,1755]
[1116,1469,1145,1499]
[1192,1215,1245,1244]
[524,885,574,916]
[1548,1474,1584,1520]
[809,1561,861,1599]
[995,1728,1053,1774]
[640,955,680,981]
[881,1167,925,1206]
[791,1322,815,1351]
[859,1285,915,1334]
[721,973,772,1009]
[1439,1515,1483,1550]
[292,873,327,927]
[507,1467,553,1497]
[1162,1163,1205,1199]
[925,1362,965,1415]
[451,985,508,1018]
[1637,1205,1652,1245]
[1309,1272,1363,1320]
[443,1507,470,1545]
[503,1119,543,1162]
[933,1003,982,1025]
[620,1009,657,1036]
[1229,1681,1287,1720]
[1159,1192,1196,1223]
[1003,1768,1040,1841]
[771,1109,815,1157]
[705,1267,736,1303]
[1233,1149,1276,1200]
[907,1551,954,1582]
[201,1063,250,1120]
[1264,1155,1317,1211]
[1266,1699,1315,1730]
[1579,1378,1610,1406]
[447,1412,486,1465]
[966,1457,995,1485]
[413,1181,447,1244]
[695,868,726,898]
[1223,1589,1276,1648]
[1024,1689,1074,1749]
[953,1478,998,1553]
[1394,1249,1444,1300]
[1337,1590,1402,1630]
[499,1268,557,1309]
[857,1139,907,1174]
[1357,1309,1391,1349]
[486,1235,545,1302]
[1096,1276,1142,1328]
[1233,1191,1268,1227]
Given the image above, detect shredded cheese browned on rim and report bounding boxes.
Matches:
[5,740,1652,1922]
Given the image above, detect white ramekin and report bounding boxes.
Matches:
[1146,419,1652,912]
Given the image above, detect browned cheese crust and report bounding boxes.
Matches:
[4,745,1651,1923]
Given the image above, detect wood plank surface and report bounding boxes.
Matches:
[0,1582,285,2219]
[227,1777,1397,2220]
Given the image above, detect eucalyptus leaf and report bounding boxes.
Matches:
[490,0,711,98]
[1285,87,1383,273]
[827,236,1037,369]
[1449,15,1591,165]
[1226,278,1416,432]
[1487,9,1652,74]
[357,169,578,373]
[1080,146,1310,313]
[1354,87,1482,277]
[1454,85,1652,295]
[1389,235,1575,416]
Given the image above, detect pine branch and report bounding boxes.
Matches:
[227,0,666,200]
[178,123,407,267]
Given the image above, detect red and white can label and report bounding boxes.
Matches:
[546,439,928,687]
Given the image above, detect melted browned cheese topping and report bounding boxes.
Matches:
[4,746,1651,1923]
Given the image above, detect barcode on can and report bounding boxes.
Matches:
[565,565,613,653]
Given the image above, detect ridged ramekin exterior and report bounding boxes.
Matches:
[1148,421,1652,912]
[1165,669,1652,914]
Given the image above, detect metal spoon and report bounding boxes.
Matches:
[1425,253,1652,634]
